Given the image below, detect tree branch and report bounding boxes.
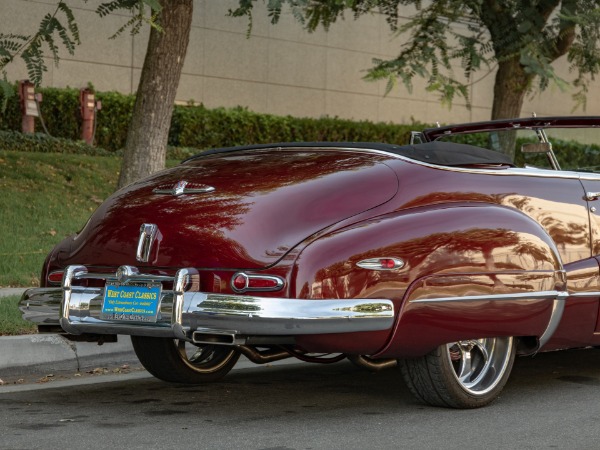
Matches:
[535,0,561,24]
[550,0,578,60]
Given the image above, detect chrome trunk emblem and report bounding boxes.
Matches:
[136,223,161,263]
[152,180,215,196]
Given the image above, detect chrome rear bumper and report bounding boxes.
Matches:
[19,265,394,341]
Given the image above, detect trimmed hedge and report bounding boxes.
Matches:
[0,84,421,152]
[169,104,419,149]
[0,130,112,156]
[0,85,135,151]
[0,130,202,161]
[1,83,598,172]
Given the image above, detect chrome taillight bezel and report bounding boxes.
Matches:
[230,272,285,293]
[47,270,65,285]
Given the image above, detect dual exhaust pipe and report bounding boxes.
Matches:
[191,330,292,364]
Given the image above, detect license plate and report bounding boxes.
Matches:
[101,282,162,323]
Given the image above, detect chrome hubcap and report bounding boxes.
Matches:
[177,340,237,374]
[446,337,513,396]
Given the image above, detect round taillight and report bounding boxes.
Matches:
[232,273,248,291]
[380,259,396,269]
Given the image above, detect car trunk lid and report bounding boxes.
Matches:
[62,147,399,269]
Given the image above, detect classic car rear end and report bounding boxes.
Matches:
[20,117,600,408]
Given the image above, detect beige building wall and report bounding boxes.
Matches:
[3,0,600,127]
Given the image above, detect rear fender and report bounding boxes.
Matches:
[291,203,565,356]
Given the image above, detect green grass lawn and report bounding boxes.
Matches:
[0,150,180,287]
[0,150,121,286]
[0,295,36,335]
[0,150,180,334]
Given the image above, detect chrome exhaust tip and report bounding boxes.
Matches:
[192,330,237,345]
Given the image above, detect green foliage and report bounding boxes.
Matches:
[170,104,418,149]
[234,0,600,113]
[0,1,79,87]
[31,87,81,140]
[0,85,422,151]
[551,138,600,172]
[94,91,136,150]
[0,130,112,156]
[0,73,13,111]
[94,0,163,39]
[0,81,20,129]
[0,0,161,99]
[0,85,136,151]
[512,137,600,171]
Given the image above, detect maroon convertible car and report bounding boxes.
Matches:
[19,116,600,408]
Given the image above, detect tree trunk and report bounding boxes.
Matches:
[117,0,193,189]
[491,57,532,120]
[490,57,533,159]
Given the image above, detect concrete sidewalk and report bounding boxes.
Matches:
[1,287,138,378]
[0,333,138,378]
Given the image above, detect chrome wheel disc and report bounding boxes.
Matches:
[176,340,238,374]
[446,337,514,396]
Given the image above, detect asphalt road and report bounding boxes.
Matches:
[1,348,600,450]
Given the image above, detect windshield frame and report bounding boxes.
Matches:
[421,116,600,142]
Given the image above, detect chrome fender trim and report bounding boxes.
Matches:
[408,288,569,351]
[410,291,563,304]
[537,292,569,350]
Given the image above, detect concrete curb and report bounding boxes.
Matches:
[1,288,138,378]
[0,334,138,378]
[0,288,27,298]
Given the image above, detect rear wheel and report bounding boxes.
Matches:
[399,337,515,408]
[131,336,240,383]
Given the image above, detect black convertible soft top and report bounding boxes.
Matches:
[184,141,514,167]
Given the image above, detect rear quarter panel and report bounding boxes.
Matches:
[294,160,596,356]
